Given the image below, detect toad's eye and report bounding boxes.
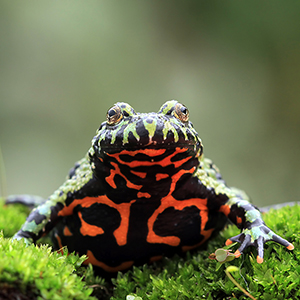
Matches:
[106,105,123,125]
[173,103,189,122]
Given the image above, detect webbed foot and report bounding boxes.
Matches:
[225,224,294,263]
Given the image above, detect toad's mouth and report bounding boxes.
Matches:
[99,139,202,157]
[97,130,202,152]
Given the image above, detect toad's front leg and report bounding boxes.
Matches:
[219,198,294,263]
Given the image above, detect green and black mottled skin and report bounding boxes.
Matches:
[10,100,293,273]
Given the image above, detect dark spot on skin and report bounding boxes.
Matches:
[81,203,121,233]
[127,131,138,144]
[136,121,149,144]
[121,104,126,108]
[50,202,64,220]
[123,111,129,117]
[153,206,202,246]
[146,118,153,124]
[27,211,47,225]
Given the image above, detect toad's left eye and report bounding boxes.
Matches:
[174,103,189,122]
[106,105,123,125]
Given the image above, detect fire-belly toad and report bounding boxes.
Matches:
[11,100,294,273]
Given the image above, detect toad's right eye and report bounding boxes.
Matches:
[106,105,123,125]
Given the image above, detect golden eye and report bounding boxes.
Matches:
[106,105,123,125]
[173,103,189,122]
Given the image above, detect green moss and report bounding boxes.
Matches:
[0,200,29,237]
[0,235,95,299]
[0,198,298,299]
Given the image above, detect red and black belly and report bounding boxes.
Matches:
[52,147,228,273]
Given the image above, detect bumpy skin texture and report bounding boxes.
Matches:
[12,100,293,272]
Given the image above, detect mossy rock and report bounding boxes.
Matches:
[0,199,298,299]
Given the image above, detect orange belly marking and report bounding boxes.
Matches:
[78,211,104,236]
[147,167,210,246]
[63,226,73,237]
[105,161,143,190]
[107,148,192,169]
[58,196,136,246]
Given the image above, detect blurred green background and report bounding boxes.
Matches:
[1,1,300,206]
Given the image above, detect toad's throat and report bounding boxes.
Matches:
[100,141,200,153]
[101,147,199,195]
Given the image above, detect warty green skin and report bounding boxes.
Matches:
[18,156,93,244]
[12,100,293,266]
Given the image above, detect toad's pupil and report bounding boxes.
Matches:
[108,109,117,117]
[181,107,187,114]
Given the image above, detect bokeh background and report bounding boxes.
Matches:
[1,1,300,207]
